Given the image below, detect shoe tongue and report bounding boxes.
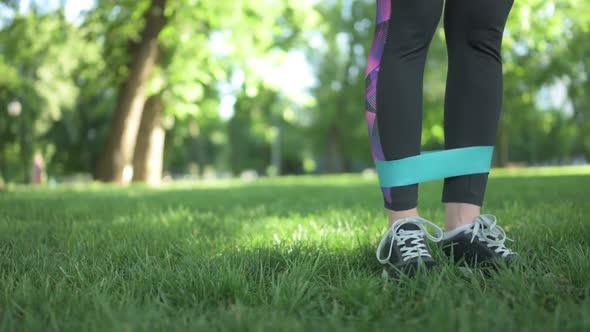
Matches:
[395,222,423,248]
[398,222,420,231]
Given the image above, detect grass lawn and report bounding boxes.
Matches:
[1,166,590,331]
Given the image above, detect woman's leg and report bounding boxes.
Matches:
[365,0,444,224]
[441,0,514,230]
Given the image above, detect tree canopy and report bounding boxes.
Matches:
[0,0,588,184]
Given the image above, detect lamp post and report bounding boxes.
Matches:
[7,100,27,183]
[7,100,22,117]
[3,100,24,182]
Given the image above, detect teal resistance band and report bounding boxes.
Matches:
[375,146,494,187]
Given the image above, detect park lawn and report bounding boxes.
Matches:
[1,167,590,331]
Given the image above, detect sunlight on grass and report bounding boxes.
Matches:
[490,165,590,177]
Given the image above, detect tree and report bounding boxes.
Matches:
[96,0,167,183]
[0,5,96,182]
[130,0,317,181]
[132,93,165,184]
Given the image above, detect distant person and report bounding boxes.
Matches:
[365,0,517,278]
[31,152,46,185]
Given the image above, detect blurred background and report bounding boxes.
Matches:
[0,0,588,186]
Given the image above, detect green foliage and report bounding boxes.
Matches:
[0,8,104,180]
[500,0,590,161]
[303,0,590,170]
[0,0,588,181]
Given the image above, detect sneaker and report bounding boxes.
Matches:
[376,216,444,279]
[440,213,518,271]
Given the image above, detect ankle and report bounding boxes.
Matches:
[387,207,419,228]
[445,202,480,231]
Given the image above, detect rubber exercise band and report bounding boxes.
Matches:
[374,146,494,187]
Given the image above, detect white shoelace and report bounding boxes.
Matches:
[376,217,444,264]
[467,214,516,258]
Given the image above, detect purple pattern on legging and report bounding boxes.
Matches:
[365,0,392,204]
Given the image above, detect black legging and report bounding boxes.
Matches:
[365,0,514,211]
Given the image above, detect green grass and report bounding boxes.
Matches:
[1,167,590,331]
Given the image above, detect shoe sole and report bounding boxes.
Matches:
[384,266,476,279]
[381,262,438,280]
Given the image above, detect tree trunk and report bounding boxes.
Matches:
[270,113,281,176]
[20,114,29,184]
[95,0,167,183]
[325,124,343,173]
[578,71,590,160]
[496,123,509,167]
[132,94,165,185]
[325,44,354,174]
[0,143,6,183]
